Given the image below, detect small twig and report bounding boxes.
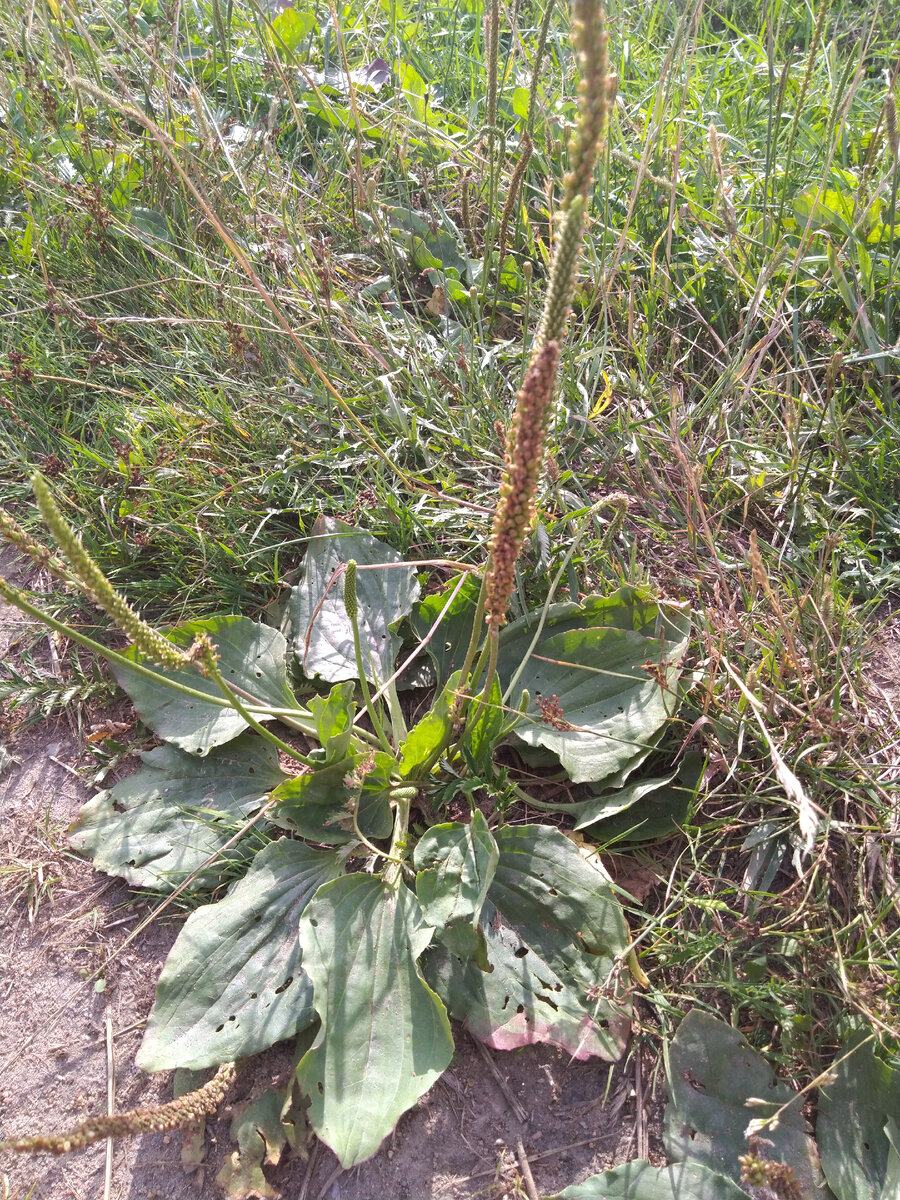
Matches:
[112,1018,146,1040]
[47,756,83,781]
[315,1161,344,1200]
[635,1043,648,1161]
[466,1130,620,1178]
[469,1034,528,1123]
[297,1138,319,1200]
[103,912,143,930]
[104,1014,115,1200]
[515,1137,540,1200]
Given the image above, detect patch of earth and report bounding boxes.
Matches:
[0,561,664,1200]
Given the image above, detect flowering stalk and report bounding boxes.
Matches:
[30,473,188,671]
[450,0,615,733]
[484,340,561,629]
[483,0,614,634]
[0,508,72,583]
[0,1063,235,1155]
[534,0,613,354]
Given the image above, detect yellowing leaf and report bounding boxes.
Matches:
[589,371,613,419]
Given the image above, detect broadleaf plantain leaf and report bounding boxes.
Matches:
[69,734,285,890]
[290,516,419,685]
[549,1159,751,1199]
[112,615,301,755]
[296,875,453,1166]
[424,824,631,1061]
[413,810,498,932]
[496,589,690,785]
[137,839,343,1071]
[817,1031,900,1200]
[664,1009,831,1198]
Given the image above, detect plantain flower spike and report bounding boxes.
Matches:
[534,0,614,353]
[0,1062,235,1155]
[0,507,71,581]
[31,473,188,671]
[485,340,561,628]
[484,2,614,628]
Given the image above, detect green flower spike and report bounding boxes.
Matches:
[0,507,71,582]
[534,0,613,352]
[31,473,187,671]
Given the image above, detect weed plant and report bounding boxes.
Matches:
[1,0,899,1189]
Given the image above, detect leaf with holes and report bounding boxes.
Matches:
[664,1009,830,1197]
[817,1031,900,1200]
[296,875,453,1167]
[112,616,301,755]
[69,735,285,890]
[550,1159,751,1199]
[424,824,631,1061]
[215,1088,287,1200]
[270,750,393,845]
[290,517,419,685]
[496,590,690,786]
[137,839,343,1071]
[413,810,498,932]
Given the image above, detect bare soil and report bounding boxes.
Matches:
[0,562,662,1200]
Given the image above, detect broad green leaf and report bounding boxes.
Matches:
[573,771,679,829]
[267,5,315,55]
[795,186,855,236]
[884,1118,900,1200]
[413,810,498,931]
[112,615,300,755]
[137,839,343,1071]
[817,1032,900,1200]
[270,748,393,844]
[291,516,419,685]
[511,85,531,121]
[460,676,505,775]
[664,1010,830,1197]
[309,681,356,760]
[69,735,285,890]
[410,572,482,684]
[398,61,428,123]
[425,824,631,1061]
[270,761,358,844]
[496,591,690,785]
[551,1159,750,1199]
[128,206,173,244]
[296,875,453,1166]
[398,671,460,777]
[574,757,701,842]
[498,253,523,291]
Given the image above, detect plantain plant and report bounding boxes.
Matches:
[0,0,692,1176]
